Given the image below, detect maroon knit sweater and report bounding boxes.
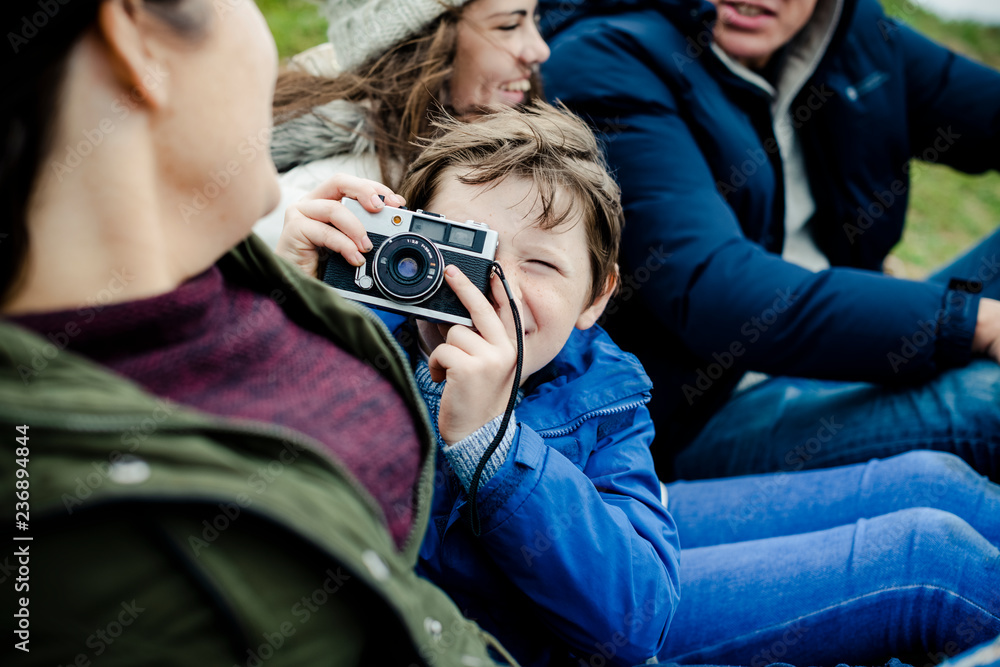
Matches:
[12,266,424,549]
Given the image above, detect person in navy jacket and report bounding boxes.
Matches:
[540,0,1000,481]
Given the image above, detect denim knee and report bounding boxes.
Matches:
[884,449,972,479]
[869,450,1000,529]
[907,507,981,546]
[876,450,983,507]
[874,507,997,584]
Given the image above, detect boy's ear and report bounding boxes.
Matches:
[575,265,618,331]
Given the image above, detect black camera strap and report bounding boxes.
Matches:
[466,262,524,537]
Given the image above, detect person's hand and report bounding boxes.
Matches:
[426,267,519,444]
[973,297,1000,363]
[274,174,406,277]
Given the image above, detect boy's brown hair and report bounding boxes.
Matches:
[399,101,624,304]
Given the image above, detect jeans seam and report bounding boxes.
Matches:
[802,432,1000,469]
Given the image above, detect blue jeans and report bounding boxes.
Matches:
[660,451,1000,665]
[676,228,1000,481]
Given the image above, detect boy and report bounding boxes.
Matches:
[274,102,682,667]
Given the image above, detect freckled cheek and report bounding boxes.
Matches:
[515,289,545,329]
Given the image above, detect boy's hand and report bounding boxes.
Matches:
[428,266,520,444]
[274,174,406,277]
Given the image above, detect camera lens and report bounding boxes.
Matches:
[392,253,423,283]
[373,233,444,302]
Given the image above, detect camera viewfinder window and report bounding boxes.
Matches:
[449,227,476,249]
[412,218,447,242]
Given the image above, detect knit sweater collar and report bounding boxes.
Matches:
[9,267,221,358]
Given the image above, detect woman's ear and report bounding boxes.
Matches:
[575,264,618,331]
[95,0,168,110]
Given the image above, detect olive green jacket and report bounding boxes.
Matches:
[0,236,517,667]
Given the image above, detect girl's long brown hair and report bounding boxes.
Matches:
[271,5,544,189]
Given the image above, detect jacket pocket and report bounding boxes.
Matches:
[823,69,891,113]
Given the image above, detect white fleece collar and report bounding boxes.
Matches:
[712,0,844,115]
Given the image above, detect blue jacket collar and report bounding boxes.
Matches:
[518,325,652,433]
[381,312,653,435]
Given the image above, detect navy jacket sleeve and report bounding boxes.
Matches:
[544,17,981,381]
[473,406,680,665]
[894,21,1000,174]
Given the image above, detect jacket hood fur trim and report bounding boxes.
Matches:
[270,99,374,173]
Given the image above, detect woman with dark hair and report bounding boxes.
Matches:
[253,0,551,250]
[0,1,515,664]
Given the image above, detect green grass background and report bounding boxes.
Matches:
[258,0,1000,276]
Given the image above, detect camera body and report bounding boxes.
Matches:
[322,198,499,327]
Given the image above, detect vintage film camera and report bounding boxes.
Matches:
[322,198,500,327]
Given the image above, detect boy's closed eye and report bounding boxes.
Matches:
[527,259,562,273]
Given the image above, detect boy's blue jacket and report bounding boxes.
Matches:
[380,312,681,667]
[539,0,1000,459]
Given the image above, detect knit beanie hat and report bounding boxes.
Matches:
[324,0,468,74]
